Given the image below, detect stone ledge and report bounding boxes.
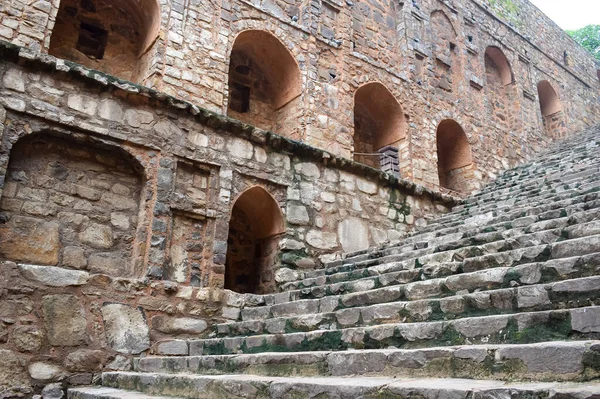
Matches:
[0,40,461,208]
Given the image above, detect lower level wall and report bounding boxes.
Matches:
[0,46,456,396]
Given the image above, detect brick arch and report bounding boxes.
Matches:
[0,132,146,277]
[485,46,513,85]
[436,119,474,194]
[225,186,285,294]
[537,80,566,138]
[48,0,160,83]
[227,29,303,140]
[353,82,407,172]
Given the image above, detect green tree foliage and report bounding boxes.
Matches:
[566,25,600,61]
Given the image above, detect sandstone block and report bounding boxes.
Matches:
[64,349,106,372]
[0,216,60,265]
[28,362,65,381]
[42,294,87,346]
[79,223,113,249]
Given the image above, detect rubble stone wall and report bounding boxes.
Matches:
[1,0,599,195]
[0,46,454,396]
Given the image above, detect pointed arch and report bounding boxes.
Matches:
[225,186,285,294]
[431,10,457,41]
[537,80,566,138]
[353,82,407,172]
[537,80,562,116]
[436,119,474,194]
[227,30,303,139]
[485,46,513,85]
[48,0,161,83]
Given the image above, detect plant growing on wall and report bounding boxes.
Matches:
[567,25,600,61]
[488,0,522,28]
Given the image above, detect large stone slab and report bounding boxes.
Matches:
[338,217,369,253]
[18,264,89,286]
[101,304,150,354]
[0,216,60,265]
[42,294,87,346]
[152,316,208,334]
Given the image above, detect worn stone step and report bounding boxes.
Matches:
[274,231,600,310]
[68,387,184,399]
[454,170,600,216]
[216,275,600,337]
[331,191,600,274]
[97,373,600,399]
[191,306,600,355]
[232,248,600,321]
[138,341,600,382]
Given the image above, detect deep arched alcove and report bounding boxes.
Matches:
[436,119,473,194]
[227,30,302,140]
[537,80,566,138]
[224,186,285,294]
[353,82,406,171]
[48,0,160,83]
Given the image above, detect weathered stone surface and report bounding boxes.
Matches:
[453,316,508,338]
[12,325,43,352]
[28,362,65,381]
[338,217,369,253]
[287,204,310,225]
[305,230,338,250]
[64,349,106,372]
[152,316,208,334]
[0,217,60,265]
[328,351,386,375]
[154,340,189,355]
[101,304,150,354]
[79,223,113,249]
[41,383,64,399]
[42,294,87,346]
[570,308,600,333]
[0,350,29,396]
[496,342,586,373]
[88,253,129,276]
[18,264,89,286]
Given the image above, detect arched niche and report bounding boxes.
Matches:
[227,30,302,140]
[436,119,474,194]
[225,186,285,294]
[431,10,457,54]
[537,80,566,138]
[353,82,407,172]
[0,132,145,276]
[48,0,161,83]
[485,46,513,85]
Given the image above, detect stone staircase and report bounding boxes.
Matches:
[68,127,600,398]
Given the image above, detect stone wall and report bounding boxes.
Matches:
[1,0,599,195]
[0,44,455,396]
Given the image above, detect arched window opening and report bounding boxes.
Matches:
[225,186,285,294]
[227,30,302,140]
[537,80,566,138]
[485,47,513,85]
[353,83,407,175]
[0,133,144,277]
[48,0,161,83]
[436,119,474,194]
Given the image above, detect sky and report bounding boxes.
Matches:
[528,0,599,31]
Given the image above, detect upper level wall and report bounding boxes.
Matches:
[0,0,599,196]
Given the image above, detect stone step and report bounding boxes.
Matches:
[138,341,600,382]
[269,232,600,312]
[416,187,599,237]
[95,373,600,399]
[454,168,600,214]
[217,275,600,335]
[68,387,184,399]
[290,219,597,291]
[333,191,600,271]
[191,306,600,355]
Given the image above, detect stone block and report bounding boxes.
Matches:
[152,316,208,334]
[338,217,369,253]
[18,264,89,286]
[0,216,60,265]
[42,294,87,346]
[101,303,150,354]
